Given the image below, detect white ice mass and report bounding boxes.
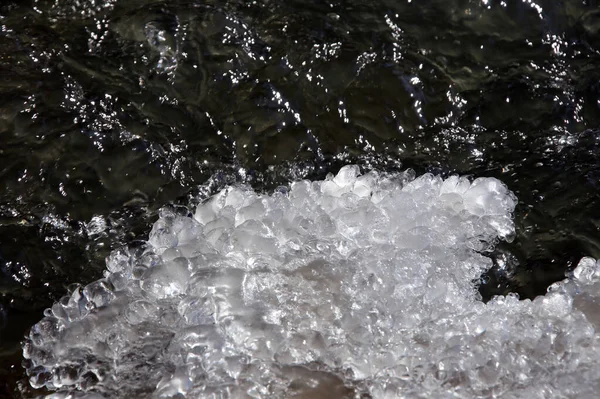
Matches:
[24,166,600,398]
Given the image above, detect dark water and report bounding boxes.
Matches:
[1,0,599,396]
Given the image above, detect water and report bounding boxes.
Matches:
[1,0,599,397]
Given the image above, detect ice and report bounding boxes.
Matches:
[23,166,600,398]
[572,256,600,284]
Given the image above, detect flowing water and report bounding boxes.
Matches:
[1,0,600,397]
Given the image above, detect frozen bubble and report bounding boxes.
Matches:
[23,166,600,398]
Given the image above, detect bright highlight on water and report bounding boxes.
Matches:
[24,166,600,398]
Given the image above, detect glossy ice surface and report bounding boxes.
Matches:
[24,167,600,398]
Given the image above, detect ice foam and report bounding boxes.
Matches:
[23,166,600,398]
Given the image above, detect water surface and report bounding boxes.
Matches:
[1,0,600,396]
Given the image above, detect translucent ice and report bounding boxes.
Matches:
[23,166,600,398]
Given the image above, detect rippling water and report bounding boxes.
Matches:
[1,0,599,396]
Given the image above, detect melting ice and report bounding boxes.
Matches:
[24,166,600,398]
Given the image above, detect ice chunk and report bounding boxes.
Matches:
[125,300,160,325]
[194,188,229,225]
[23,166,600,399]
[82,280,115,309]
[333,164,360,187]
[440,174,471,195]
[573,256,600,284]
[463,177,516,216]
[140,258,190,299]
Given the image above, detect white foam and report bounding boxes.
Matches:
[24,166,600,398]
